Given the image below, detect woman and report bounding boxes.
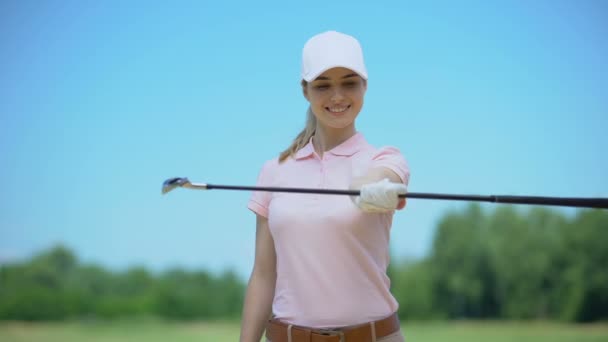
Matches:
[240,31,409,342]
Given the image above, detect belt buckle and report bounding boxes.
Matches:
[315,328,345,342]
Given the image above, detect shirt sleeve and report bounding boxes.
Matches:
[371,146,410,186]
[247,159,275,218]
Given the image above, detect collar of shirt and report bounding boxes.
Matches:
[294,132,367,160]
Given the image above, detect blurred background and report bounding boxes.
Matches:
[1,0,607,341]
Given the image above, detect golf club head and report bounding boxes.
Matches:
[162,177,191,195]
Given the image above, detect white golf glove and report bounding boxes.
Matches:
[353,178,408,213]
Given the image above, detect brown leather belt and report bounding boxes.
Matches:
[265,312,400,342]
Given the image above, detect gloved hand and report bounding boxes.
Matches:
[353,178,408,213]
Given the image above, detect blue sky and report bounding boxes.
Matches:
[1,1,607,280]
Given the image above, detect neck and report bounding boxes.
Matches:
[312,124,356,157]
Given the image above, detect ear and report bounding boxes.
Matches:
[301,80,310,101]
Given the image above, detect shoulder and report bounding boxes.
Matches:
[256,155,301,177]
[359,140,410,184]
[371,145,407,161]
[356,136,407,161]
[257,157,280,176]
[351,133,403,153]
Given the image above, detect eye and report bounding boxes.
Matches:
[314,84,330,91]
[343,81,358,88]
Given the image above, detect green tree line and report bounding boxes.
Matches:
[1,206,606,322]
[0,246,244,321]
[390,205,608,322]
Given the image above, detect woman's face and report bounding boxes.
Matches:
[303,67,367,131]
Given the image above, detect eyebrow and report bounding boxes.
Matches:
[314,73,359,81]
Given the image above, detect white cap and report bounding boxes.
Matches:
[301,31,368,82]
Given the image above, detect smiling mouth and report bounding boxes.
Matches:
[326,105,351,113]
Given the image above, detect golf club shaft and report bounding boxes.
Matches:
[203,183,608,209]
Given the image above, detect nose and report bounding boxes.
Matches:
[330,88,345,102]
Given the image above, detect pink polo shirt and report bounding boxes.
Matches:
[248,132,410,328]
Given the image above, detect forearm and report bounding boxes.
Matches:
[350,167,407,211]
[351,167,403,188]
[239,270,276,342]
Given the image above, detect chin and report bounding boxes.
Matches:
[322,119,356,130]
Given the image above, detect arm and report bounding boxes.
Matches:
[239,214,277,342]
[350,167,407,210]
[350,167,403,186]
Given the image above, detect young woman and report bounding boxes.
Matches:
[240,31,410,342]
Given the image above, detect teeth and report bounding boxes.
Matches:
[328,106,348,113]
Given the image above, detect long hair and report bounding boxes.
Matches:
[278,105,316,163]
[278,80,317,162]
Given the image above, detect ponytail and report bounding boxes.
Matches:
[278,106,316,163]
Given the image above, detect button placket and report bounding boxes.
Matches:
[313,153,323,201]
[319,154,328,188]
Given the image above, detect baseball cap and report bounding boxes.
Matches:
[301,31,368,82]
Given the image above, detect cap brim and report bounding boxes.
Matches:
[303,64,368,82]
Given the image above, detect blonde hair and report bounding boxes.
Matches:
[278,80,317,162]
[279,105,316,163]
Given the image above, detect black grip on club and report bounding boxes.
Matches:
[405,193,608,209]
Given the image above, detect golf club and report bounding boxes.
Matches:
[161,177,608,209]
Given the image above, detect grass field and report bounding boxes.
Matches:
[1,319,607,342]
